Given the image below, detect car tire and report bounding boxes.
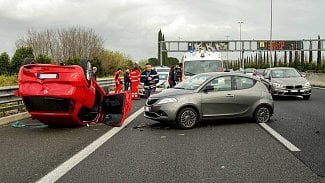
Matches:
[303,95,311,100]
[254,105,271,123]
[177,107,198,129]
[22,58,36,65]
[80,59,92,87]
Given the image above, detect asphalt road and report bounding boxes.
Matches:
[0,89,324,182]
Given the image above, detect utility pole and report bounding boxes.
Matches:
[238,21,244,70]
[269,0,273,68]
[225,35,230,61]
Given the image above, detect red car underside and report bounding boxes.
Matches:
[15,64,131,127]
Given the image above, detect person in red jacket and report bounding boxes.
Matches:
[130,66,140,99]
[114,68,122,94]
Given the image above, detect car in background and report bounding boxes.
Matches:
[154,66,170,73]
[261,67,311,99]
[15,59,131,127]
[144,72,274,129]
[244,68,257,76]
[155,72,169,92]
[255,69,265,78]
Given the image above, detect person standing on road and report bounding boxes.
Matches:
[124,69,131,91]
[92,67,97,81]
[140,63,159,98]
[130,66,141,99]
[168,65,176,88]
[114,68,122,94]
[175,62,183,83]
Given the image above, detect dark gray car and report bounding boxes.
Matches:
[144,72,274,129]
[261,67,311,99]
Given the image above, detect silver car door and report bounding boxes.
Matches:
[201,76,237,117]
[232,76,260,115]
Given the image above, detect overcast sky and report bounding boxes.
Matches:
[0,0,324,61]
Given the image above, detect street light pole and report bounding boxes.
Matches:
[269,0,273,68]
[225,35,230,70]
[225,35,230,61]
[238,21,244,70]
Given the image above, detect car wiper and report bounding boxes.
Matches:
[185,71,196,76]
[174,87,185,89]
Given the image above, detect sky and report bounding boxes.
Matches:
[0,0,324,61]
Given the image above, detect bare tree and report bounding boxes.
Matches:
[16,27,104,63]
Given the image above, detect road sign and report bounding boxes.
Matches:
[257,41,302,50]
[188,41,229,52]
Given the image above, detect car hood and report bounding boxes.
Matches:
[151,88,195,98]
[271,77,308,85]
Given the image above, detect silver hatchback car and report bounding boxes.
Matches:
[144,72,274,129]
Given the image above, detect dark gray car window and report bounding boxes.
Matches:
[206,76,232,92]
[234,76,256,90]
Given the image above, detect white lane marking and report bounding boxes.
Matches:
[36,108,144,183]
[259,123,301,152]
[312,86,325,90]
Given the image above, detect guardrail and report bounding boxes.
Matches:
[0,78,115,118]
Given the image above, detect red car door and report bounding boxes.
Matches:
[102,92,132,127]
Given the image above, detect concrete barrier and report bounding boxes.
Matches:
[306,73,325,88]
[0,112,30,126]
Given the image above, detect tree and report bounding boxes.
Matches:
[36,54,51,64]
[309,41,313,64]
[0,52,10,75]
[65,57,80,65]
[273,51,277,67]
[289,51,293,65]
[10,47,34,74]
[162,34,168,65]
[317,35,321,67]
[158,29,162,65]
[301,49,305,64]
[284,51,288,66]
[166,57,179,66]
[92,57,104,77]
[148,58,159,66]
[16,27,103,63]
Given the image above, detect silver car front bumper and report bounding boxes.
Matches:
[144,104,178,122]
[272,87,311,96]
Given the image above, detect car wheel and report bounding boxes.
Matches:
[22,58,36,65]
[254,105,271,123]
[303,95,310,100]
[177,107,198,129]
[80,59,92,87]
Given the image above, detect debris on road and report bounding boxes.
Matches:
[11,121,48,128]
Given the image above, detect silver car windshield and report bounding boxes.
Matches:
[271,69,301,78]
[175,74,211,90]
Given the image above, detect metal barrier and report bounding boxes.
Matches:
[0,78,116,118]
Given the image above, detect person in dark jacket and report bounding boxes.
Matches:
[168,65,176,88]
[175,62,183,83]
[140,63,159,98]
[124,69,131,91]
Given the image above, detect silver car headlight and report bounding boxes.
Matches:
[272,82,282,88]
[157,98,177,105]
[304,81,310,87]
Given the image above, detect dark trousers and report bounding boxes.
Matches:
[144,88,155,98]
[124,82,130,91]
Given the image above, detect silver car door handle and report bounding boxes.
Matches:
[225,94,234,97]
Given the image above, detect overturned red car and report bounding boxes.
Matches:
[15,59,132,127]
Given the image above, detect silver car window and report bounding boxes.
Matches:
[234,76,256,90]
[206,76,232,92]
